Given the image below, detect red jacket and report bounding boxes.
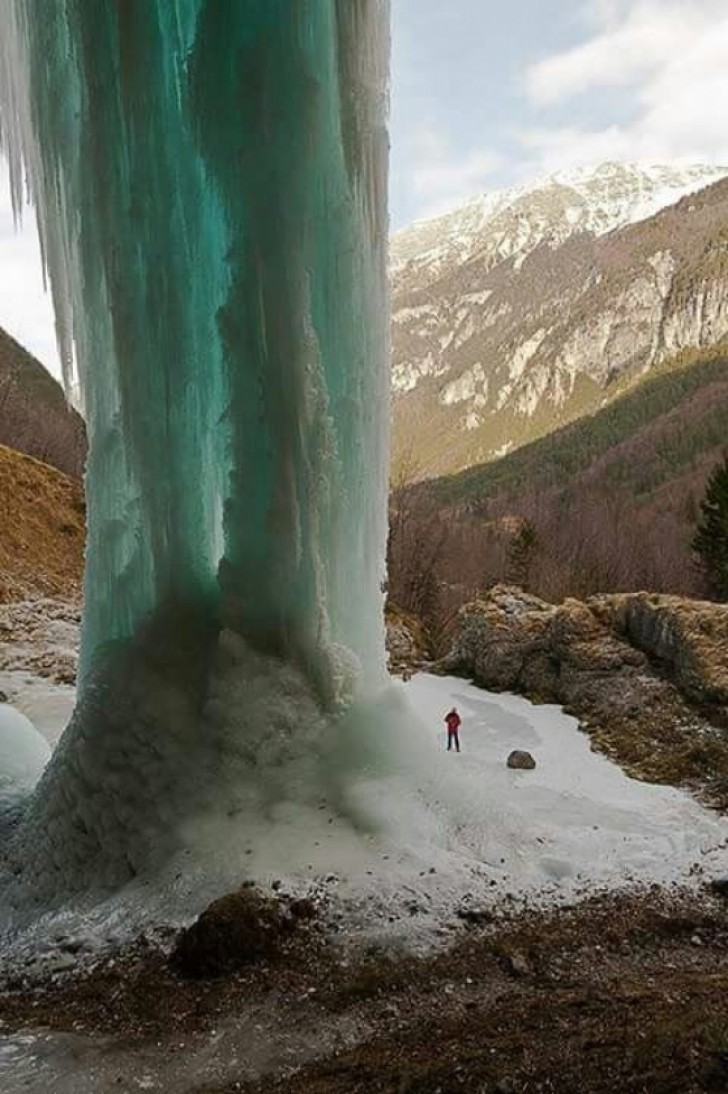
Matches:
[445,711,461,732]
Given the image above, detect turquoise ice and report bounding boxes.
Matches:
[0,1,391,900]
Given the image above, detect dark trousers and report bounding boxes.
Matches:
[447,730,460,752]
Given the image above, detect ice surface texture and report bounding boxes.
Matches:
[0,706,50,823]
[0,1,391,902]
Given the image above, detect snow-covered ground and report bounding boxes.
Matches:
[309,672,728,940]
[402,674,727,892]
[0,672,75,747]
[1,670,726,955]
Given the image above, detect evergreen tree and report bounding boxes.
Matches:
[693,454,728,601]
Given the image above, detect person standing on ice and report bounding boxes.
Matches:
[445,707,462,752]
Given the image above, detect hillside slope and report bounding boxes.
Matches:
[396,348,728,606]
[0,325,85,479]
[0,443,85,602]
[391,163,728,478]
[432,348,728,509]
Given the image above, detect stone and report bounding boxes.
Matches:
[170,888,299,979]
[456,906,494,926]
[507,750,536,771]
[505,951,531,977]
[709,877,728,898]
[385,604,430,674]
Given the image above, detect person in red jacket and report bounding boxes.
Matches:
[444,707,461,752]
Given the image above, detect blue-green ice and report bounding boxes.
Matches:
[0,1,391,900]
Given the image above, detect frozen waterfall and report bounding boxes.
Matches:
[0,1,391,904]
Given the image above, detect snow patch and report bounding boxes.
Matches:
[0,705,50,819]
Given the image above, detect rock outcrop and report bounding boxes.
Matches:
[590,592,728,707]
[441,586,728,807]
[385,604,430,675]
[171,888,314,980]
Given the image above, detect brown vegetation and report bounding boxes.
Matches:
[389,352,728,642]
[0,443,85,602]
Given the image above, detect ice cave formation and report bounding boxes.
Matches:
[0,1,391,903]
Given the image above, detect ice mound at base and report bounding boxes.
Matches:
[5,671,725,961]
[0,705,50,816]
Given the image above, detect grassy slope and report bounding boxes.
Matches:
[0,443,85,601]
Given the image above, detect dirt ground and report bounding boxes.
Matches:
[1,887,727,1093]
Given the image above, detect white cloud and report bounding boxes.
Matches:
[527,2,714,107]
[0,158,60,378]
[522,1,728,175]
[406,125,503,219]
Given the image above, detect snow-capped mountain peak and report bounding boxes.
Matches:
[390,162,728,479]
[390,161,728,292]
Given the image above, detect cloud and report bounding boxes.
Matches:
[526,2,714,107]
[0,159,60,377]
[406,126,503,219]
[521,0,728,175]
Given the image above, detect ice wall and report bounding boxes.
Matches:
[0,1,390,902]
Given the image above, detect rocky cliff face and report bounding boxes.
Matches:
[391,163,728,478]
[591,593,728,708]
[441,586,728,808]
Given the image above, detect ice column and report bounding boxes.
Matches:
[0,1,390,899]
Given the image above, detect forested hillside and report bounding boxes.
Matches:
[389,346,728,634]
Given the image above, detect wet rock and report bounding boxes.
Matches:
[170,888,296,979]
[456,906,494,926]
[709,877,728,898]
[505,951,531,977]
[288,897,317,921]
[47,954,77,975]
[507,750,536,771]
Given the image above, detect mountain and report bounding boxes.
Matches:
[428,346,728,511]
[391,162,728,478]
[403,346,728,606]
[0,325,86,479]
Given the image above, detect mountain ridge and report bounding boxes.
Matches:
[391,161,728,479]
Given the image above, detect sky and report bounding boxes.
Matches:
[3,0,728,378]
